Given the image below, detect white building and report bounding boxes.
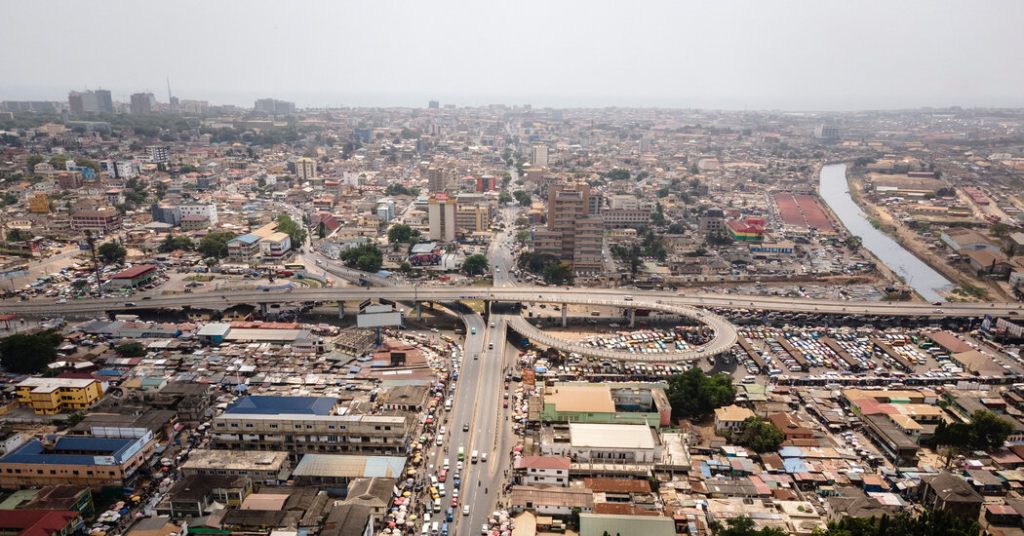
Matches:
[295,157,317,181]
[428,194,456,242]
[178,203,218,224]
[542,423,662,464]
[516,456,570,487]
[531,145,549,168]
[147,145,169,164]
[714,405,755,434]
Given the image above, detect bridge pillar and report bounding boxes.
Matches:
[337,301,344,319]
[484,300,491,316]
[260,303,269,316]
[628,308,635,328]
[415,302,423,321]
[561,304,568,327]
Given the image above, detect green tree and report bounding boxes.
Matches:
[276,214,307,247]
[115,341,147,358]
[513,190,532,207]
[542,261,573,285]
[611,244,643,277]
[158,235,195,253]
[734,416,785,453]
[385,183,418,196]
[198,231,237,259]
[844,235,863,251]
[717,516,787,536]
[651,202,667,226]
[48,154,70,170]
[812,509,988,536]
[462,254,489,276]
[515,230,531,245]
[499,191,513,204]
[26,154,43,171]
[97,241,127,264]
[604,169,630,181]
[6,228,33,242]
[991,222,1009,238]
[387,224,420,244]
[0,331,64,374]
[665,367,736,421]
[966,410,1012,451]
[340,243,383,273]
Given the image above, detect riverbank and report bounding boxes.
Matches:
[817,163,953,303]
[843,166,1009,302]
[809,161,908,298]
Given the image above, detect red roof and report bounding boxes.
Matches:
[517,456,571,471]
[0,510,79,536]
[110,264,158,280]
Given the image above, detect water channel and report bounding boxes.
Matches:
[818,163,953,303]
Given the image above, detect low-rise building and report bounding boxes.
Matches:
[541,423,662,464]
[714,405,755,434]
[515,456,571,487]
[0,433,157,489]
[16,378,106,415]
[180,449,290,486]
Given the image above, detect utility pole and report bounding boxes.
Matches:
[84,230,103,296]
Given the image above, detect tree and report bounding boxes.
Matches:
[612,244,643,277]
[388,224,420,244]
[26,154,43,171]
[651,202,667,226]
[340,243,383,273]
[115,341,147,358]
[462,254,489,276]
[604,169,630,181]
[716,517,787,536]
[991,222,1009,238]
[543,261,573,285]
[845,235,863,251]
[6,228,33,242]
[515,230,531,245]
[498,191,513,204]
[48,154,70,170]
[385,183,418,197]
[966,409,1012,452]
[734,416,785,453]
[812,509,987,536]
[665,367,736,421]
[0,331,63,374]
[513,190,532,207]
[158,235,195,253]
[97,242,126,265]
[276,214,307,247]
[198,231,237,259]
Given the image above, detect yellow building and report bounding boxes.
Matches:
[28,193,49,214]
[16,378,106,415]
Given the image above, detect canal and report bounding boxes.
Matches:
[818,163,953,303]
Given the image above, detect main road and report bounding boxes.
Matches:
[5,286,1021,318]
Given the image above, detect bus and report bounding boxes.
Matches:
[457,446,465,461]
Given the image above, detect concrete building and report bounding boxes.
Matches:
[427,165,446,193]
[0,433,157,489]
[541,423,662,464]
[540,383,671,427]
[180,449,290,486]
[428,193,456,242]
[714,405,755,434]
[455,203,491,235]
[579,513,676,536]
[254,98,295,114]
[515,456,571,487]
[920,472,984,518]
[146,145,169,164]
[28,193,49,214]
[209,396,412,458]
[537,184,603,274]
[130,93,155,115]
[294,157,317,181]
[531,145,549,168]
[68,90,112,114]
[290,454,406,488]
[16,378,106,416]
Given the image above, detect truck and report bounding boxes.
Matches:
[471,450,479,463]
[457,446,465,461]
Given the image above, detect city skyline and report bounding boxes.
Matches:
[3,0,1024,111]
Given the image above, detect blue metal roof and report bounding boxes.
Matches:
[783,458,809,474]
[1,437,138,466]
[231,233,261,245]
[225,395,337,415]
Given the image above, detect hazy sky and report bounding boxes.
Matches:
[3,0,1023,110]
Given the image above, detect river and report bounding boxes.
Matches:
[818,163,953,303]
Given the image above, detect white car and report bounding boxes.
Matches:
[463,505,470,516]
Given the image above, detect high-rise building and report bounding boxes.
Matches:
[531,145,549,168]
[428,193,456,242]
[536,184,603,274]
[180,100,208,114]
[428,100,440,109]
[427,165,446,193]
[254,98,296,115]
[294,157,317,181]
[146,145,169,164]
[68,90,113,114]
[130,92,155,114]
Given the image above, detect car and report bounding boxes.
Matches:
[125,302,136,307]
[463,423,469,432]
[462,505,470,516]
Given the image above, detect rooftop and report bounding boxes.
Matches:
[225,396,337,416]
[569,423,656,450]
[291,454,405,479]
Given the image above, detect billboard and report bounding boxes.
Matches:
[357,311,403,328]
